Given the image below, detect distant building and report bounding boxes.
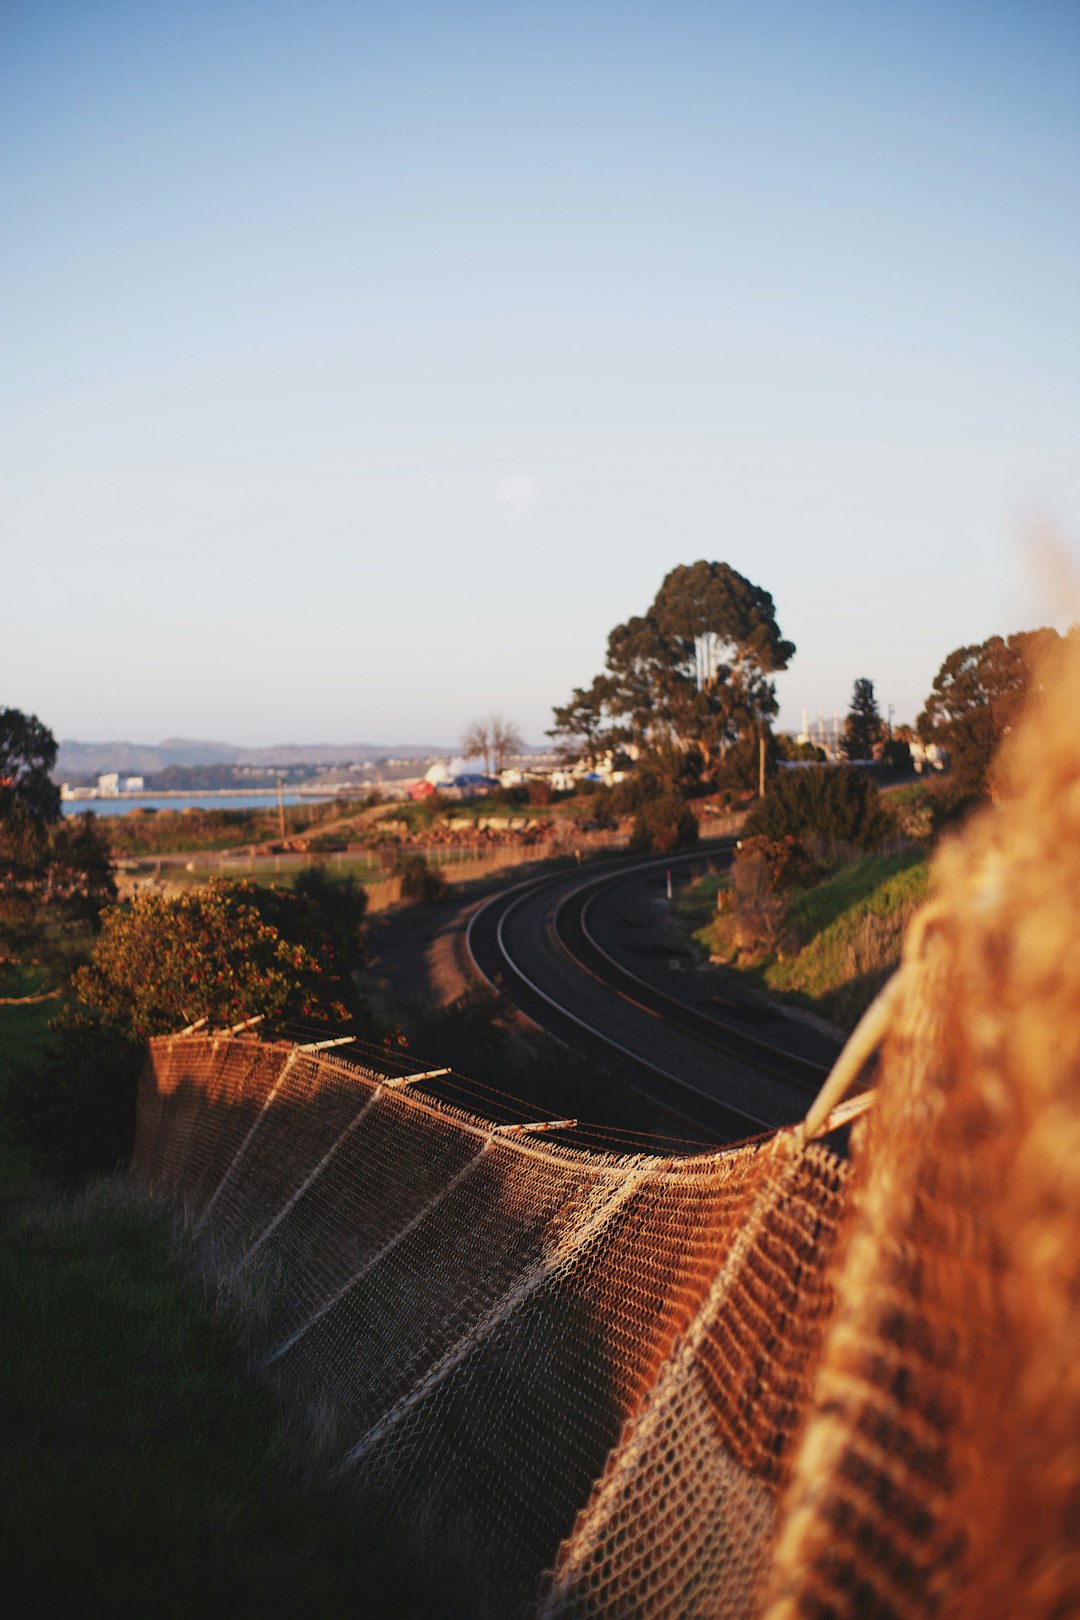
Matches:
[123,775,145,793]
[97,772,121,796]
[911,740,946,773]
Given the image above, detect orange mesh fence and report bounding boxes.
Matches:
[762,628,1080,1620]
[134,1034,852,1614]
[131,632,1080,1617]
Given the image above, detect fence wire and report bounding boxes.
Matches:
[133,632,1080,1619]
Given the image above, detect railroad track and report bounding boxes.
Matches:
[466,845,835,1141]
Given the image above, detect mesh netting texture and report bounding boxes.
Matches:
[132,635,1080,1618]
[761,630,1080,1620]
[134,1036,852,1616]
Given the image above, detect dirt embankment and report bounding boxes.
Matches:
[360,864,558,1022]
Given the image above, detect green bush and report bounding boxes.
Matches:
[734,834,820,892]
[3,1009,143,1184]
[394,853,447,903]
[70,882,353,1041]
[742,766,894,853]
[1,877,369,1184]
[629,793,699,854]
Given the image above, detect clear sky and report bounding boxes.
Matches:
[3,0,1078,747]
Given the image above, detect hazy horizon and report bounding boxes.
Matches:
[5,1,1078,746]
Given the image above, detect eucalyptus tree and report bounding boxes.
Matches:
[551,561,794,778]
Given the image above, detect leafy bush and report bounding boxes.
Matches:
[70,882,353,1041]
[629,793,699,854]
[3,1009,143,1184]
[742,766,894,853]
[735,834,820,892]
[730,851,789,956]
[1,879,367,1182]
[394,853,447,903]
[288,865,368,961]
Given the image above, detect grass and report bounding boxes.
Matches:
[103,798,365,858]
[765,853,931,1026]
[0,995,59,1066]
[784,847,927,945]
[1,1178,408,1618]
[687,847,932,1031]
[0,962,61,1064]
[164,853,390,889]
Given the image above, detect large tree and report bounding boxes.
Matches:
[917,628,1067,797]
[551,561,794,776]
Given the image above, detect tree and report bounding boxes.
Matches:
[460,717,492,775]
[552,561,794,782]
[490,713,525,775]
[917,628,1066,798]
[547,679,610,767]
[461,712,524,777]
[41,815,117,926]
[842,678,884,761]
[0,707,115,956]
[0,706,60,826]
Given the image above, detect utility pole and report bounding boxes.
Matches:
[758,733,766,798]
[888,704,895,739]
[277,775,286,841]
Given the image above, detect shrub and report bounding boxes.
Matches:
[394,854,447,903]
[735,834,820,892]
[290,866,368,962]
[730,853,789,956]
[629,793,699,854]
[742,766,894,853]
[1,877,370,1183]
[714,732,778,793]
[3,1009,142,1184]
[69,882,353,1041]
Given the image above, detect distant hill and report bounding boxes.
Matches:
[55,737,451,777]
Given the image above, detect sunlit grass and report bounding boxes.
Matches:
[687,849,931,1031]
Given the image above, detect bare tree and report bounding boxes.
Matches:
[460,717,493,776]
[461,713,524,778]
[490,713,525,775]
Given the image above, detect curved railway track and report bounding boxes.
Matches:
[466,845,836,1141]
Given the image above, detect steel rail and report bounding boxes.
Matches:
[466,847,808,1137]
[558,866,831,1094]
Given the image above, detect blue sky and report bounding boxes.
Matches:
[3,0,1078,746]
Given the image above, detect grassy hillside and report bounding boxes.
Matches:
[687,847,932,1031]
[2,1180,407,1617]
